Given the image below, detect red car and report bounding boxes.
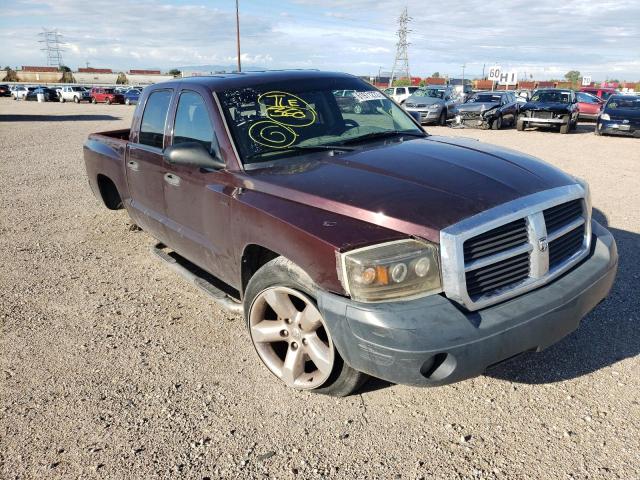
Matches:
[90,87,125,105]
[579,87,617,102]
[575,91,603,121]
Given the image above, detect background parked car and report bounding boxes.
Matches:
[403,85,459,125]
[575,92,604,121]
[25,87,58,102]
[383,86,419,104]
[59,85,92,103]
[580,86,617,102]
[595,94,640,137]
[123,88,142,106]
[517,88,579,134]
[90,87,125,104]
[12,85,34,100]
[453,91,519,129]
[0,84,11,97]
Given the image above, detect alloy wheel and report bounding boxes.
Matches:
[249,286,334,390]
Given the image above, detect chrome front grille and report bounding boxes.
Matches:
[440,185,592,311]
[531,111,554,119]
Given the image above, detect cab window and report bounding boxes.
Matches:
[173,91,216,153]
[139,90,172,149]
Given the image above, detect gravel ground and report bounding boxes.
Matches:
[1,98,639,479]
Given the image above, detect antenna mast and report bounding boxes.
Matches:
[388,7,411,88]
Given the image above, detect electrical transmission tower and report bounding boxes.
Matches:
[388,7,411,87]
[38,28,65,67]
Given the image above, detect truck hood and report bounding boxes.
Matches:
[521,102,571,113]
[240,136,575,243]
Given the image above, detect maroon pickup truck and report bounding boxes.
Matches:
[84,71,618,396]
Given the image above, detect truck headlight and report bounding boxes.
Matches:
[428,104,440,110]
[338,239,441,302]
[600,113,610,121]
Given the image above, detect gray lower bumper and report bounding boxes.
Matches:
[317,220,618,387]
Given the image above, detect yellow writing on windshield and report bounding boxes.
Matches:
[248,91,318,149]
[258,91,317,127]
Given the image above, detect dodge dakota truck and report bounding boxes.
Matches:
[84,71,618,396]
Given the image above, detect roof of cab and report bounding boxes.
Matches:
[152,70,359,92]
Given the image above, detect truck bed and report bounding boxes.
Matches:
[90,128,130,141]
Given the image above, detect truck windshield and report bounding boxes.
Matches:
[531,91,571,103]
[217,78,423,165]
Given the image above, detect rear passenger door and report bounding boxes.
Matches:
[125,88,174,243]
[162,87,232,274]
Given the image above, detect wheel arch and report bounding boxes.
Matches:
[96,174,123,210]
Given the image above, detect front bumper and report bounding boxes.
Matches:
[597,119,639,137]
[317,220,617,387]
[405,107,441,123]
[522,115,569,125]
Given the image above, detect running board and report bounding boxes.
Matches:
[151,243,243,314]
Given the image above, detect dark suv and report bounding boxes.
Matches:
[517,89,579,134]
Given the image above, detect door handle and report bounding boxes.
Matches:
[127,160,139,171]
[164,172,181,187]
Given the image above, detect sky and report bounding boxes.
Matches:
[1,0,639,80]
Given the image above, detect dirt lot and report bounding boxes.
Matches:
[1,98,638,479]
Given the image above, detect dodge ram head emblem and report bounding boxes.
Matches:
[538,237,549,252]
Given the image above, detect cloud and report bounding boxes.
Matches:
[0,0,638,79]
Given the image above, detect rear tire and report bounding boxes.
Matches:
[105,98,111,105]
[92,97,97,104]
[125,98,131,106]
[59,96,65,103]
[244,257,369,397]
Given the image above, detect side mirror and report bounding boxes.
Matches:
[163,142,226,170]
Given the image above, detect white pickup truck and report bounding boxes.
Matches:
[59,86,91,103]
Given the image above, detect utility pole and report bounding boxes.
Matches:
[388,7,411,88]
[235,0,241,72]
[461,63,465,85]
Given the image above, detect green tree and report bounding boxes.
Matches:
[431,72,440,78]
[564,70,581,84]
[2,68,18,82]
[58,65,71,73]
[168,68,181,77]
[392,78,412,87]
[116,72,128,85]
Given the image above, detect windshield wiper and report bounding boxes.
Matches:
[337,130,427,145]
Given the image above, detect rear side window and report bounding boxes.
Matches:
[173,91,215,152]
[139,90,172,148]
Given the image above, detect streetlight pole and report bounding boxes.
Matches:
[235,0,241,72]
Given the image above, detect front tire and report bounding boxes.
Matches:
[74,96,80,103]
[125,98,130,106]
[492,114,503,130]
[244,257,368,396]
[516,116,525,131]
[91,97,97,104]
[438,109,447,126]
[560,119,570,134]
[105,98,111,105]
